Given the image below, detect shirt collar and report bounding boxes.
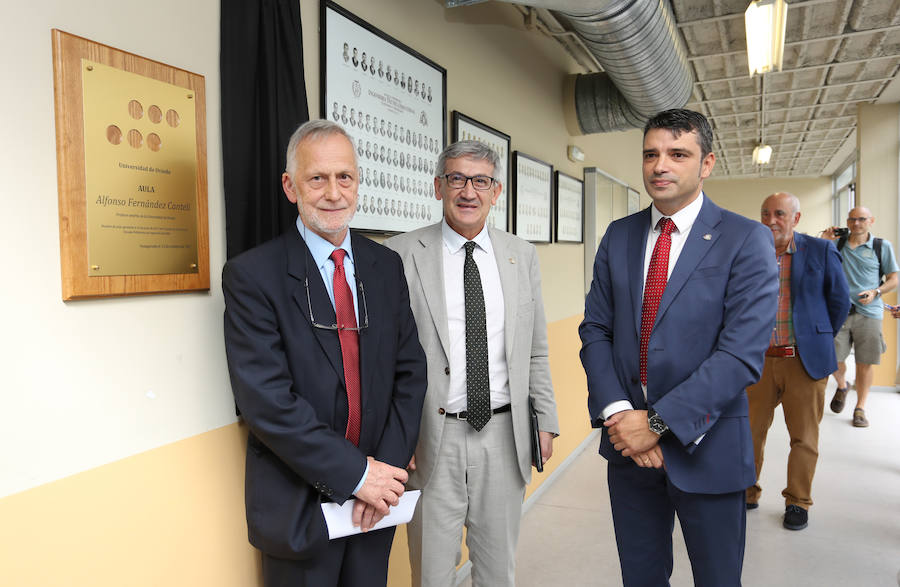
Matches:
[441,219,492,255]
[650,191,704,235]
[295,216,354,269]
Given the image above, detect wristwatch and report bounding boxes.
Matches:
[648,408,670,437]
[876,288,882,297]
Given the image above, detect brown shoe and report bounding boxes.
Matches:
[830,387,848,413]
[852,408,869,427]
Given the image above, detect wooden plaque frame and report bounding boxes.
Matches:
[51,29,209,300]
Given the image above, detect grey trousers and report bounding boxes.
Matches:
[407,411,526,587]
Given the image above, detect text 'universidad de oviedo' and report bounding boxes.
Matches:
[95,193,192,212]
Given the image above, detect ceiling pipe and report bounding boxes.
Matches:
[445,0,694,132]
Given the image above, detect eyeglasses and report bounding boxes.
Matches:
[442,173,496,191]
[305,277,369,331]
[300,231,369,332]
[847,217,870,223]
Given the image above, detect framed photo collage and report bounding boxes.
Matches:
[321,0,584,242]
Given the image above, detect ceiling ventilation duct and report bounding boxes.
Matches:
[445,0,694,133]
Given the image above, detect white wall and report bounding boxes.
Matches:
[0,0,231,497]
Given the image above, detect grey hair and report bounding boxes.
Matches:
[284,119,357,178]
[435,140,502,179]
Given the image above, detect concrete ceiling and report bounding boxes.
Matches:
[674,0,900,179]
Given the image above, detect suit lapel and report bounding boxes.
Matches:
[629,209,652,338]
[489,227,518,364]
[351,232,382,420]
[654,198,722,325]
[285,232,345,385]
[411,224,452,360]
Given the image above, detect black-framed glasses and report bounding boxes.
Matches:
[442,173,496,191]
[305,277,369,331]
[847,217,870,223]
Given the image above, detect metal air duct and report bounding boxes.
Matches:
[445,0,694,133]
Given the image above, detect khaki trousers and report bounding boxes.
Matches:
[746,355,826,509]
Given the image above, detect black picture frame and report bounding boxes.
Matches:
[554,171,584,243]
[321,1,447,233]
[512,151,553,244]
[451,111,511,232]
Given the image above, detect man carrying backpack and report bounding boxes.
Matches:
[823,206,899,427]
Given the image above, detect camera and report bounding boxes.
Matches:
[834,227,849,237]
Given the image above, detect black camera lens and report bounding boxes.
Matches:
[834,227,849,237]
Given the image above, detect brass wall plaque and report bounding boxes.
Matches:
[83,61,199,276]
[52,30,209,299]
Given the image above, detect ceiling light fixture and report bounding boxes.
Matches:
[745,0,788,76]
[753,144,773,165]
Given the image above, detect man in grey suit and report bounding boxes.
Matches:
[386,140,559,587]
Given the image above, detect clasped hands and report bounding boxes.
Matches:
[353,456,408,532]
[604,410,665,469]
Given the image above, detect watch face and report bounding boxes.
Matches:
[649,413,667,435]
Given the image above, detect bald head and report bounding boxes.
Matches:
[847,206,874,238]
[761,192,801,253]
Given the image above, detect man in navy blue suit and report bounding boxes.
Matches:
[580,109,779,586]
[223,120,427,586]
[746,192,849,530]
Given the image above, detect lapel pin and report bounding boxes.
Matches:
[703,234,712,240]
[509,257,516,264]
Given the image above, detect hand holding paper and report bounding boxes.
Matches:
[322,490,422,539]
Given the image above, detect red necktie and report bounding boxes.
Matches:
[330,249,361,446]
[640,218,676,386]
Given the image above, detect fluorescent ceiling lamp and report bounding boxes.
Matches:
[753,144,773,165]
[745,0,788,76]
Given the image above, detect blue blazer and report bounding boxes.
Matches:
[789,232,850,379]
[580,196,779,494]
[223,230,427,560]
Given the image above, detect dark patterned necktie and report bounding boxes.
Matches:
[330,249,361,445]
[463,241,491,431]
[640,218,676,386]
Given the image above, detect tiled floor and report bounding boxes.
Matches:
[466,380,900,586]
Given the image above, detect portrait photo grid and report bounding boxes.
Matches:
[555,172,583,243]
[513,152,553,243]
[323,2,446,233]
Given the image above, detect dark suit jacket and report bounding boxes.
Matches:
[580,196,779,495]
[789,232,850,379]
[223,229,427,560]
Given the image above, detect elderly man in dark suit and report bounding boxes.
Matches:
[746,192,849,530]
[223,120,427,586]
[580,109,779,586]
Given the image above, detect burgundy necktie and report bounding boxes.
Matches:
[330,249,361,446]
[640,218,676,386]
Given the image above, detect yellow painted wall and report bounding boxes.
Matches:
[0,315,589,587]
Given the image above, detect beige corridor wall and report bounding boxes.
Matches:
[0,1,645,585]
[704,175,832,234]
[857,104,900,387]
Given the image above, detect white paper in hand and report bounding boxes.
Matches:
[321,489,421,539]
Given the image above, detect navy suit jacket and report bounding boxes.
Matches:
[789,232,850,379]
[223,229,427,560]
[580,196,779,494]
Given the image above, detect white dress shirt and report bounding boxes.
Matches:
[441,220,510,413]
[602,193,705,421]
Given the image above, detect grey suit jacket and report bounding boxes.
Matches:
[385,222,559,487]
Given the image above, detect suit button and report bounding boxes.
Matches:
[444,367,450,375]
[438,408,445,415]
